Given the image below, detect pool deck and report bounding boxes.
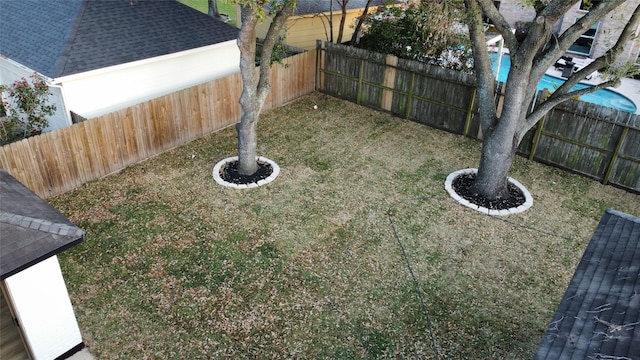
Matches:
[611,77,640,115]
[545,66,640,115]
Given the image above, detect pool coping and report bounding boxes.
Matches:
[491,52,640,114]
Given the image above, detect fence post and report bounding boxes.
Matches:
[356,58,365,105]
[463,87,476,137]
[529,90,550,161]
[315,40,322,92]
[405,73,416,119]
[529,115,547,161]
[602,125,629,186]
[381,54,398,111]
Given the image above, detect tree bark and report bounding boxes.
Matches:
[208,0,220,18]
[350,0,373,45]
[336,0,348,44]
[236,5,260,175]
[472,118,519,200]
[237,118,258,174]
[235,1,295,175]
[465,0,632,200]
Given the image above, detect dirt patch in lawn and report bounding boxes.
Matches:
[51,93,640,359]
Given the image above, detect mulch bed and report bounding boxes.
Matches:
[453,173,526,210]
[220,159,273,185]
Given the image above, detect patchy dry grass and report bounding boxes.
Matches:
[51,93,640,359]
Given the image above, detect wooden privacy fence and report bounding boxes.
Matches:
[317,42,640,193]
[522,100,640,189]
[0,51,316,198]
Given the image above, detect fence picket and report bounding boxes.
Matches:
[0,52,315,198]
[2,48,638,196]
[318,43,640,193]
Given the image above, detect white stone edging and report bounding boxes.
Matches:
[213,156,280,189]
[444,168,533,216]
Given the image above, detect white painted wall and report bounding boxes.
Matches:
[0,57,72,131]
[3,256,82,360]
[54,40,241,119]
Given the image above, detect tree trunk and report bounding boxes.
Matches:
[471,69,529,200]
[236,116,258,175]
[336,5,348,44]
[237,5,260,175]
[208,0,219,18]
[350,0,373,45]
[472,128,518,200]
[328,0,334,43]
[463,0,636,201]
[234,1,294,176]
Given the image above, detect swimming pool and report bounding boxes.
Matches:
[490,54,637,113]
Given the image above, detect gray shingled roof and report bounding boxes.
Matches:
[294,0,398,16]
[0,0,239,78]
[534,208,640,359]
[0,169,84,280]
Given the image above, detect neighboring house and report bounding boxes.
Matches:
[247,0,400,51]
[0,0,240,130]
[497,0,640,64]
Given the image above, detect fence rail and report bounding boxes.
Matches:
[0,51,316,198]
[317,42,640,193]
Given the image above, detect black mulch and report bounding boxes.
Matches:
[220,159,273,185]
[452,173,526,210]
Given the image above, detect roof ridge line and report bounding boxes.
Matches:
[0,211,85,237]
[605,208,640,224]
[54,0,90,78]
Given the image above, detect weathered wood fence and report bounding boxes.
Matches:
[3,45,639,197]
[317,42,640,193]
[0,51,316,198]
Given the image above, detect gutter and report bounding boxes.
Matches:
[51,40,238,84]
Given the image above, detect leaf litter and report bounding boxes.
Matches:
[50,93,640,359]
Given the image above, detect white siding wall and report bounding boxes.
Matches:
[0,57,72,131]
[3,256,82,360]
[55,40,240,119]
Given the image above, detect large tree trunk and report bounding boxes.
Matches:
[235,1,294,176]
[463,0,637,201]
[237,5,260,175]
[472,128,518,200]
[236,117,258,174]
[472,72,524,200]
[471,64,531,200]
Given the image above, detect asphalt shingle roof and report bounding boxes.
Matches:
[0,169,84,280]
[0,0,239,78]
[294,0,397,16]
[534,208,640,359]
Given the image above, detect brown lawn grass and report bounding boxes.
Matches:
[51,93,640,359]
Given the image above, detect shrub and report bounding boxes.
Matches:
[1,73,56,145]
[357,2,473,72]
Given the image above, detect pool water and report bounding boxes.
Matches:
[490,54,637,113]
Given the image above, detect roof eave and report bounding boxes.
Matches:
[52,40,238,84]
